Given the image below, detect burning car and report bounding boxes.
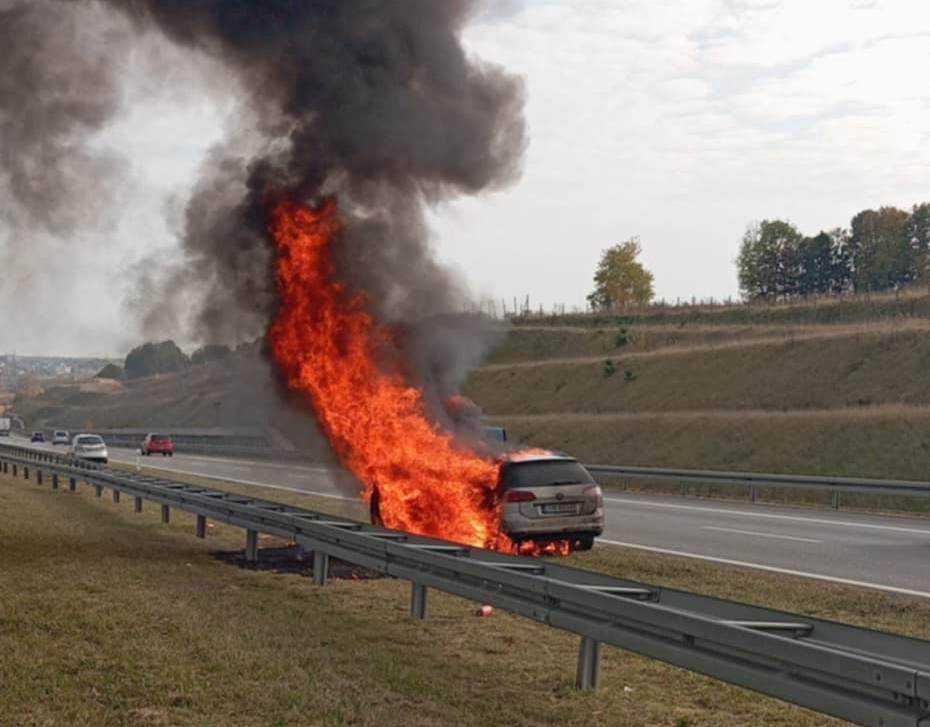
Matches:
[369,450,604,552]
[499,453,604,551]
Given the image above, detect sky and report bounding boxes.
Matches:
[5,0,930,355]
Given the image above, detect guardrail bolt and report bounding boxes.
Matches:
[112,489,120,504]
[575,636,602,691]
[313,551,329,586]
[68,477,76,492]
[134,497,143,513]
[52,474,59,490]
[161,505,170,524]
[410,583,428,619]
[245,529,259,562]
[196,515,207,539]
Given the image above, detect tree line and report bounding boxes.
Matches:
[737,203,930,300]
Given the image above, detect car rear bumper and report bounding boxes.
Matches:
[503,509,604,539]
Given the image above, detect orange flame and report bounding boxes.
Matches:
[268,198,571,556]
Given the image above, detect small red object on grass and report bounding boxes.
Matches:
[477,604,493,617]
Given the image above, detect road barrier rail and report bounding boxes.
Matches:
[1,442,929,726]
[587,464,930,509]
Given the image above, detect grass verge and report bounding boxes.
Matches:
[4,468,930,725]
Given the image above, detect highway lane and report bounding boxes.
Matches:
[9,437,930,597]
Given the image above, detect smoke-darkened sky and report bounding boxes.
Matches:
[4,0,930,356]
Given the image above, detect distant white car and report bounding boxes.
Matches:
[52,430,69,446]
[70,433,108,464]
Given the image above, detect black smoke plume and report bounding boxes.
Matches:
[2,0,524,439]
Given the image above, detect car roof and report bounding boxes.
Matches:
[501,450,576,465]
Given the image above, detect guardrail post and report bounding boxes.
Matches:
[313,551,329,586]
[36,469,43,485]
[410,583,428,619]
[23,466,28,480]
[112,489,120,504]
[245,529,258,562]
[575,636,601,691]
[196,515,207,538]
[134,496,143,513]
[68,477,76,492]
[161,505,170,524]
[94,484,102,498]
[680,481,687,497]
[749,486,757,503]
[832,491,840,510]
[52,473,59,490]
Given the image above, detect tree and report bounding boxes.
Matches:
[191,344,232,366]
[586,238,655,310]
[124,341,190,380]
[849,207,912,292]
[736,220,803,300]
[909,203,930,283]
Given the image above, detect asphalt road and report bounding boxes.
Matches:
[12,437,930,598]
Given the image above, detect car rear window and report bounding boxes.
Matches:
[151,435,170,442]
[77,435,104,445]
[501,460,594,489]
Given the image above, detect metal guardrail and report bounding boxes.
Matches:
[587,464,930,509]
[1,443,928,725]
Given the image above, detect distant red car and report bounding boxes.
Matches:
[141,433,174,457]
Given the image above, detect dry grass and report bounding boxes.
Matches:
[5,468,930,726]
[487,318,930,366]
[514,284,930,328]
[466,327,930,417]
[489,408,930,486]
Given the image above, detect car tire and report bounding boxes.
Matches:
[575,535,595,551]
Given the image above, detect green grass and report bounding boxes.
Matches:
[4,468,930,725]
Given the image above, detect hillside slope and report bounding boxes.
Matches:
[468,294,930,479]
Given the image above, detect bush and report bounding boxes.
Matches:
[95,364,124,380]
[191,344,232,366]
[124,341,190,380]
[603,359,617,378]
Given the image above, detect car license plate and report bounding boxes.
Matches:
[541,503,577,515]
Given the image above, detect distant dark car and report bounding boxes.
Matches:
[141,433,174,457]
[30,431,45,443]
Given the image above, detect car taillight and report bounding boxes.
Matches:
[505,490,536,503]
[583,485,603,508]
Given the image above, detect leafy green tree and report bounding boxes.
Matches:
[586,238,655,310]
[737,220,803,299]
[124,341,190,380]
[849,207,912,291]
[909,203,930,282]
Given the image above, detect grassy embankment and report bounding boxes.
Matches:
[4,466,930,726]
[466,290,930,500]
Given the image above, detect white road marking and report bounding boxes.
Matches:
[605,495,930,536]
[701,526,822,543]
[598,539,930,600]
[127,462,358,502]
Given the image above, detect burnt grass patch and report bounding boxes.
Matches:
[211,543,384,580]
